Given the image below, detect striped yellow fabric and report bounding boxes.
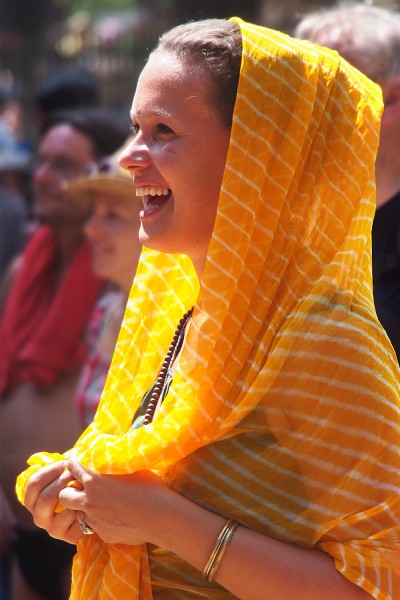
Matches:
[17,18,399,600]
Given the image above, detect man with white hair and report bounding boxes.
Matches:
[294,2,400,361]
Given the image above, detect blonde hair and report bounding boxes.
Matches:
[294,3,400,83]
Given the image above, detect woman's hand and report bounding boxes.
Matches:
[58,454,175,546]
[23,460,82,544]
[24,457,373,599]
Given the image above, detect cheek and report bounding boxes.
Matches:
[197,137,229,190]
[106,226,134,254]
[86,220,112,241]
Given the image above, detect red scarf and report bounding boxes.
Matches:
[0,225,103,396]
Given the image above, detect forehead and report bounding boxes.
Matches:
[93,193,138,214]
[132,51,214,120]
[39,123,94,158]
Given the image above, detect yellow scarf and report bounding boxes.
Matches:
[17,18,399,600]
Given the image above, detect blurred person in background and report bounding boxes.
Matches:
[0,108,126,600]
[0,82,29,154]
[294,2,400,361]
[0,121,30,282]
[33,68,100,132]
[64,142,142,428]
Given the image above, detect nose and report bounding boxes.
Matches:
[84,213,102,240]
[118,136,151,173]
[34,160,55,186]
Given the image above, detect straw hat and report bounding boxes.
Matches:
[64,137,136,202]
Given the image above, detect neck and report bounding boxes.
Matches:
[119,256,142,297]
[52,223,85,273]
[375,156,400,208]
[192,254,206,282]
[375,118,400,207]
[121,282,132,297]
[117,275,135,297]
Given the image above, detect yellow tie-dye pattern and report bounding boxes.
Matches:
[17,18,399,599]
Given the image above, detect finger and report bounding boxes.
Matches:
[55,479,84,513]
[66,518,84,545]
[67,454,92,485]
[77,511,96,536]
[32,473,77,528]
[24,461,68,511]
[58,482,87,512]
[48,509,82,545]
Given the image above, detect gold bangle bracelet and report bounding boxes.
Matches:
[203,519,239,583]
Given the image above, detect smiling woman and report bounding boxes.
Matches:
[17,17,400,600]
[64,140,141,295]
[83,193,140,292]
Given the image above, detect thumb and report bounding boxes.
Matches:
[67,451,92,486]
[55,453,87,513]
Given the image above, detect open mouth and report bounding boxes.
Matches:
[136,186,171,212]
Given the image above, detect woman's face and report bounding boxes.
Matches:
[119,51,231,276]
[84,193,141,295]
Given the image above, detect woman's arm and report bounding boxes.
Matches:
[156,495,373,600]
[57,457,373,600]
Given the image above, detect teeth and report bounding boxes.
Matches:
[136,186,169,197]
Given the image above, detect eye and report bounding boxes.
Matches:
[156,123,174,136]
[129,120,174,140]
[130,122,140,135]
[105,209,121,221]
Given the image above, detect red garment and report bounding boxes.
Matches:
[0,225,103,396]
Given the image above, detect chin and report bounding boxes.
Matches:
[139,228,181,255]
[33,206,53,222]
[92,259,111,278]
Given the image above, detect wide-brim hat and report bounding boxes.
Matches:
[63,137,136,202]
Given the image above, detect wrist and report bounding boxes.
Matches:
[147,484,227,574]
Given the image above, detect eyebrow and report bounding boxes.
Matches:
[130,106,173,121]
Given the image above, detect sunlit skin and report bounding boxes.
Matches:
[84,193,142,296]
[33,124,96,224]
[119,51,231,279]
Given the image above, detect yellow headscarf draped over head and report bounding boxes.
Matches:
[17,18,399,600]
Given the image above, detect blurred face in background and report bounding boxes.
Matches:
[33,123,95,224]
[84,192,141,295]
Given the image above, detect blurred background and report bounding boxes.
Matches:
[1,0,399,148]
